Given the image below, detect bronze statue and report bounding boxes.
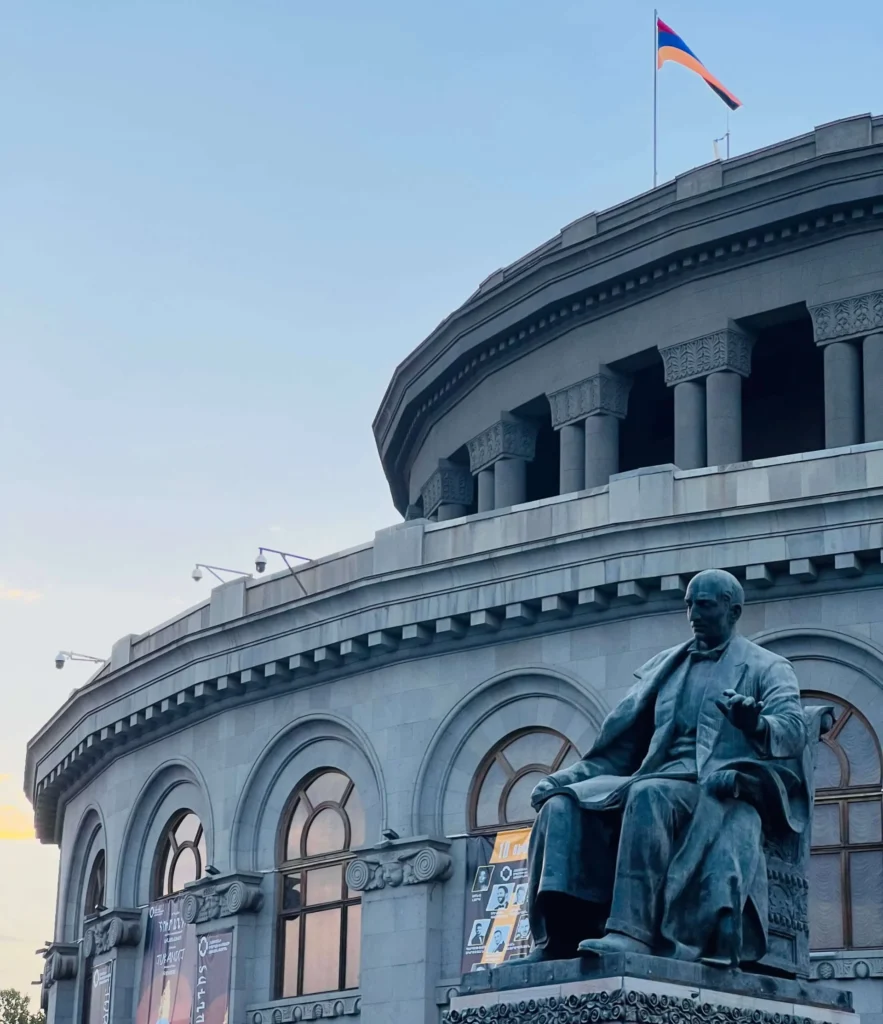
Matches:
[525,569,812,967]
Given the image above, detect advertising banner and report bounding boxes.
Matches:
[461,828,533,974]
[135,898,196,1024]
[193,930,233,1024]
[84,961,113,1024]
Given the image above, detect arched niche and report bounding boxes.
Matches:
[230,713,385,873]
[411,667,608,836]
[60,805,105,943]
[115,758,213,907]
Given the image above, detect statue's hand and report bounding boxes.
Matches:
[714,689,765,736]
[704,769,740,800]
[530,776,558,809]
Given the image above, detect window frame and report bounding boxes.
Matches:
[274,770,362,999]
[152,810,207,900]
[805,691,883,951]
[84,849,106,921]
[467,727,578,835]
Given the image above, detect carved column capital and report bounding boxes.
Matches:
[420,460,474,518]
[42,943,79,989]
[810,289,883,344]
[82,909,142,959]
[659,325,753,385]
[466,414,538,474]
[180,871,263,924]
[346,837,453,892]
[547,371,631,429]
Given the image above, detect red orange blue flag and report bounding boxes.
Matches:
[656,16,741,111]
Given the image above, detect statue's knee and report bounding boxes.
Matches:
[538,793,575,822]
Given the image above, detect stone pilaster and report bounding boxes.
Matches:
[659,325,753,468]
[548,371,631,490]
[420,459,474,520]
[41,942,79,1024]
[466,414,538,509]
[864,332,883,442]
[80,911,143,1024]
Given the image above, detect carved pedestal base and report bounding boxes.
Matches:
[445,954,855,1024]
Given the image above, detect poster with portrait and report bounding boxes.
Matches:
[135,897,196,1024]
[193,930,233,1024]
[84,960,113,1024]
[461,828,534,974]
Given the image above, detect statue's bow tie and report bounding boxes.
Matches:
[689,644,727,662]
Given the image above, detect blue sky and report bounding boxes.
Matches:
[1,0,881,996]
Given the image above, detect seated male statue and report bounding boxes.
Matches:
[525,568,811,967]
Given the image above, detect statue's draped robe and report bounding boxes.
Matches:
[527,634,809,962]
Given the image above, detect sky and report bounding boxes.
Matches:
[0,0,881,999]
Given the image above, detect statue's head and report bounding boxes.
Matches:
[684,569,744,649]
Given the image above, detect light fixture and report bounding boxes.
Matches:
[254,547,311,596]
[55,651,105,671]
[191,563,251,584]
[204,864,221,876]
[381,828,400,841]
[94,903,107,914]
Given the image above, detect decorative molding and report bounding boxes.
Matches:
[420,460,474,518]
[810,289,883,343]
[346,844,453,892]
[82,909,142,958]
[548,371,632,428]
[659,326,753,385]
[42,943,78,989]
[812,954,883,980]
[444,988,840,1024]
[181,872,263,924]
[249,995,361,1022]
[466,414,539,474]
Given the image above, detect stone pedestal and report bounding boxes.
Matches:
[446,954,854,1024]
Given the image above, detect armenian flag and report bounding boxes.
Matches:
[656,16,741,111]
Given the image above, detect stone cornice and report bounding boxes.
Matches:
[181,871,263,924]
[466,414,538,474]
[810,289,883,344]
[659,326,753,386]
[346,837,452,891]
[547,372,631,429]
[420,459,473,517]
[82,909,142,958]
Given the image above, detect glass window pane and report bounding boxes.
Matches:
[302,909,341,995]
[504,772,545,825]
[475,758,507,829]
[306,865,343,906]
[282,874,302,912]
[345,788,365,849]
[849,801,883,844]
[171,847,198,893]
[281,918,300,997]
[811,803,841,847]
[815,742,843,790]
[345,904,361,990]
[839,714,882,786]
[286,800,309,861]
[503,732,564,772]
[808,853,844,950]
[305,808,346,857]
[560,744,581,768]
[306,771,349,807]
[161,843,175,896]
[850,851,883,946]
[174,813,200,846]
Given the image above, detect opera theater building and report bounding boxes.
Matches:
[27,113,883,1024]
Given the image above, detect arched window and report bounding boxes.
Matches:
[84,850,106,919]
[468,728,580,833]
[154,811,207,899]
[277,770,364,997]
[806,693,883,950]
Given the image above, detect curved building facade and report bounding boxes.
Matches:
[27,113,883,1024]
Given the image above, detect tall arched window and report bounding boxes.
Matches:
[277,770,364,997]
[806,693,883,950]
[154,811,207,899]
[468,728,580,833]
[84,850,106,919]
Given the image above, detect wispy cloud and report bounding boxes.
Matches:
[0,805,36,840]
[0,584,41,603]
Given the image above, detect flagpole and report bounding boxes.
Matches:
[653,8,658,188]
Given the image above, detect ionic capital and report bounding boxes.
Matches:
[548,371,631,429]
[346,837,453,892]
[466,413,538,474]
[659,325,753,386]
[180,871,263,924]
[82,909,142,958]
[809,289,883,344]
[420,460,474,518]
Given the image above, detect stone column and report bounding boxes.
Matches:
[477,467,495,512]
[865,332,883,442]
[347,838,452,1024]
[548,370,631,492]
[660,324,753,470]
[810,290,883,449]
[466,413,538,510]
[419,459,473,521]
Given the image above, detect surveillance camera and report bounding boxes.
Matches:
[254,550,267,574]
[55,652,66,670]
[191,565,203,582]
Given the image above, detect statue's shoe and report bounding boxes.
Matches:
[517,946,568,963]
[577,933,652,956]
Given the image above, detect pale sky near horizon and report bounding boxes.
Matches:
[1,0,881,1000]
